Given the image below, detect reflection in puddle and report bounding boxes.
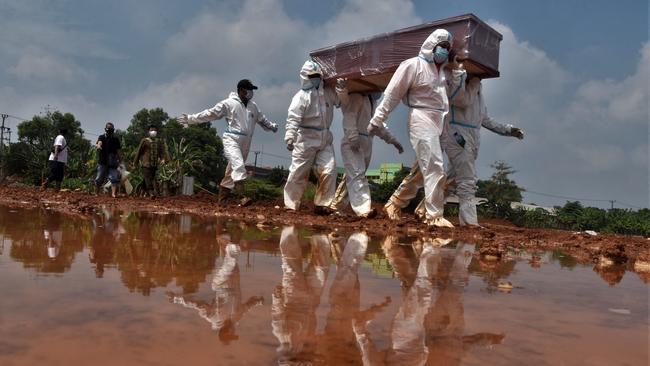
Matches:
[0,206,648,365]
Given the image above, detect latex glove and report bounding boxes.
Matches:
[445,54,463,70]
[393,141,404,154]
[177,114,189,126]
[336,78,348,90]
[510,127,524,140]
[367,122,381,136]
[286,139,294,151]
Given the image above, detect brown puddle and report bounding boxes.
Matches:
[0,205,648,366]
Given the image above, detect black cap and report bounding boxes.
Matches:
[237,79,258,91]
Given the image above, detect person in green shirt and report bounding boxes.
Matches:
[134,125,170,198]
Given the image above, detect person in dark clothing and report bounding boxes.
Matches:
[42,127,69,191]
[94,122,122,197]
[134,125,170,198]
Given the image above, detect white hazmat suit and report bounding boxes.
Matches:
[441,77,523,226]
[331,90,402,216]
[284,60,341,212]
[181,92,278,191]
[368,29,462,227]
[385,77,524,226]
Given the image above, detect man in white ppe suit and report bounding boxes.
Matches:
[441,75,524,226]
[367,29,463,227]
[330,86,404,218]
[178,79,278,207]
[284,60,342,215]
[385,75,524,226]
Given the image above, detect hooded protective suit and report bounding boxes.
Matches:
[284,60,341,211]
[170,243,263,337]
[385,78,523,225]
[368,29,462,226]
[273,226,331,364]
[441,77,521,226]
[183,92,277,190]
[330,90,401,216]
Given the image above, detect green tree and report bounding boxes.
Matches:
[119,108,227,193]
[9,111,92,184]
[370,167,410,203]
[162,119,226,190]
[477,160,523,218]
[124,108,169,149]
[556,201,584,230]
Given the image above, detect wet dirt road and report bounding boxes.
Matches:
[0,186,648,271]
[0,205,648,365]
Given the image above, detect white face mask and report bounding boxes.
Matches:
[149,131,157,138]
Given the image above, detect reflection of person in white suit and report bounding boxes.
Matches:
[170,243,263,344]
[352,236,439,366]
[426,243,504,364]
[354,238,503,365]
[386,242,441,365]
[272,226,332,365]
[322,232,393,364]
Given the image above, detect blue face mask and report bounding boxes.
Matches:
[310,77,322,89]
[433,46,449,64]
[245,89,254,100]
[370,92,382,101]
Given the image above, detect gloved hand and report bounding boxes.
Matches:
[286,139,294,151]
[348,135,360,152]
[336,78,348,90]
[445,55,463,70]
[177,114,189,126]
[270,123,279,133]
[510,127,524,140]
[367,122,381,136]
[393,141,404,154]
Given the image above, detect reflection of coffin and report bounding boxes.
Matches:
[310,13,502,93]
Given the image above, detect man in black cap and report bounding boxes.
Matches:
[178,79,278,206]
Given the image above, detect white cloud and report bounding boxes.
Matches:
[478,22,648,207]
[320,0,421,45]
[8,51,92,84]
[1,0,646,208]
[0,86,103,137]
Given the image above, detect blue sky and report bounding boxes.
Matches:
[0,0,648,209]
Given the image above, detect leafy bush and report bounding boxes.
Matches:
[243,179,283,201]
[509,203,650,237]
[370,167,410,203]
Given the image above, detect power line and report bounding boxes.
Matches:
[616,200,645,210]
[522,188,612,202]
[523,188,646,209]
[6,114,29,122]
[252,150,291,161]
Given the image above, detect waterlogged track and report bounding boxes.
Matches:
[0,185,648,276]
[0,206,647,365]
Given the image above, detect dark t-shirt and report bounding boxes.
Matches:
[97,134,121,165]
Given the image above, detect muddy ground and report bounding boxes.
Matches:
[1,185,648,278]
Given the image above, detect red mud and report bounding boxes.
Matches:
[1,185,648,274]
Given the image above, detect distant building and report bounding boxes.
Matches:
[510,202,557,214]
[246,165,274,178]
[366,163,407,184]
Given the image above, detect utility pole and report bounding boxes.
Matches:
[253,151,260,168]
[0,114,7,181]
[609,200,616,210]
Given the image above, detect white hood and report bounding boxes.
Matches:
[299,59,322,90]
[419,28,452,62]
